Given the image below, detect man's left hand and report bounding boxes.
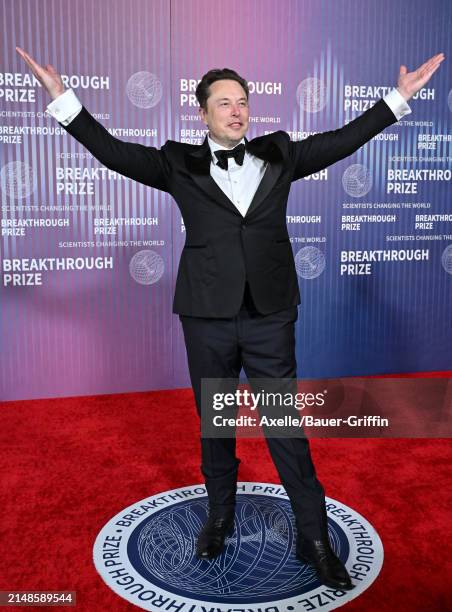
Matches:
[397,53,445,101]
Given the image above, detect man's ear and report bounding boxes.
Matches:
[199,106,208,126]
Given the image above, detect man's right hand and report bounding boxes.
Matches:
[16,46,65,100]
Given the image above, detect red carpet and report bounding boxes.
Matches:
[0,381,450,611]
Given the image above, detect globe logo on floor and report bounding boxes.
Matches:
[93,483,383,611]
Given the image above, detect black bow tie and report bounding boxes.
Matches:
[214,144,246,170]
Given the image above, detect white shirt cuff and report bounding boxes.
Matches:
[47,88,82,125]
[383,87,412,120]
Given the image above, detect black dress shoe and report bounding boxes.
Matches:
[296,537,354,590]
[196,514,235,560]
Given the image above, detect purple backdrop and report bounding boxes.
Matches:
[1,0,451,401]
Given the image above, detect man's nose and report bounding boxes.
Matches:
[231,104,240,115]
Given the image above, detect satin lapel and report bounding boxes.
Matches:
[245,135,285,218]
[185,137,242,216]
[192,174,243,216]
[245,159,283,219]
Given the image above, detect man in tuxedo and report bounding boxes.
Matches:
[17,47,444,590]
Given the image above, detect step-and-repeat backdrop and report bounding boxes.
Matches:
[1,0,451,400]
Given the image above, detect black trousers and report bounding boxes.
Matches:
[179,284,327,539]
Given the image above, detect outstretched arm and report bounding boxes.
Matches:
[16,47,171,192]
[290,53,445,180]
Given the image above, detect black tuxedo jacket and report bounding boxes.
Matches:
[64,99,398,317]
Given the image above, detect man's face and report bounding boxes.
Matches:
[199,79,249,148]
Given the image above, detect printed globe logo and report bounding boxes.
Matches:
[441,244,452,274]
[295,246,326,279]
[93,483,383,611]
[342,164,372,197]
[129,250,164,285]
[296,78,327,113]
[126,72,163,109]
[134,496,310,599]
[0,161,36,199]
[447,89,452,113]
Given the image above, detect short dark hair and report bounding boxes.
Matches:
[196,68,249,110]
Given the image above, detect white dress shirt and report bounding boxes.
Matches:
[207,135,267,217]
[47,88,411,217]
